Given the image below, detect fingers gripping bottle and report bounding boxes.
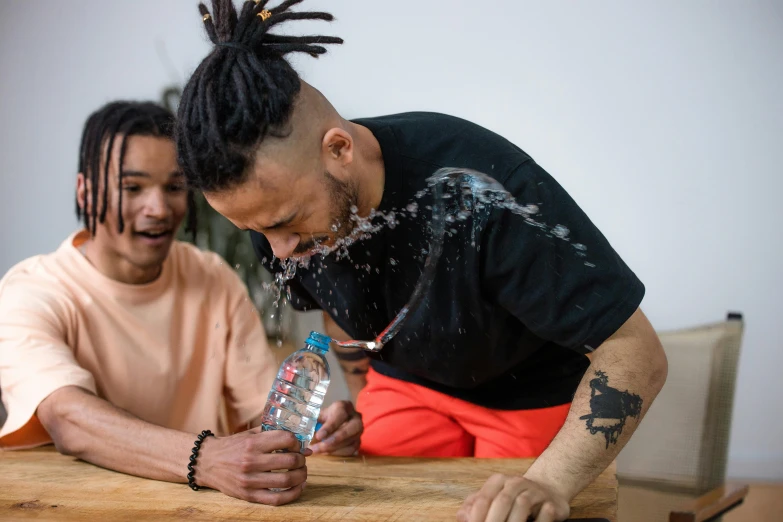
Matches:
[261,331,332,452]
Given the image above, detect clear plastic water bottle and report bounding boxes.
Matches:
[260,331,331,452]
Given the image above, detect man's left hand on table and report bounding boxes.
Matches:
[309,400,363,456]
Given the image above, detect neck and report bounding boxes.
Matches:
[348,121,385,215]
[82,238,162,285]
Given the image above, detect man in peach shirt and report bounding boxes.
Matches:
[0,100,362,506]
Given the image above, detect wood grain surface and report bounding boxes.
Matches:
[0,447,617,521]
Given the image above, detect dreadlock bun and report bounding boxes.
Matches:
[176,0,343,192]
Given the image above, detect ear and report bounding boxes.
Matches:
[322,127,354,171]
[76,172,91,214]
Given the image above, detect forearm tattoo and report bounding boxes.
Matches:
[579,371,643,448]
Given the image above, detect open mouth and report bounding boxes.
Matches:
[135,230,172,240]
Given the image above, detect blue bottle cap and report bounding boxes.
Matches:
[306,331,331,352]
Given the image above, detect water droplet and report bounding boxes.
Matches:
[552,225,570,239]
[332,307,338,316]
[235,263,241,270]
[585,262,596,268]
[389,258,397,266]
[276,339,283,347]
[350,205,358,214]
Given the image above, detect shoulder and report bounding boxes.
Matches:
[358,112,532,175]
[358,111,514,138]
[0,253,75,326]
[168,241,249,299]
[355,111,495,139]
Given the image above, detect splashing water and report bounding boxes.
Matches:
[259,167,587,352]
[262,256,310,308]
[333,167,587,352]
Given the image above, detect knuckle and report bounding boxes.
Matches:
[508,476,526,486]
[236,475,252,490]
[238,455,254,474]
[473,496,491,510]
[242,438,256,453]
[280,453,300,469]
[280,472,302,488]
[514,494,531,507]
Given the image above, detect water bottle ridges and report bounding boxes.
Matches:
[265,401,314,424]
[261,333,332,453]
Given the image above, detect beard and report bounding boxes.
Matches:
[293,170,360,256]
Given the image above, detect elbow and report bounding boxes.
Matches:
[648,338,669,393]
[37,389,88,458]
[51,424,86,458]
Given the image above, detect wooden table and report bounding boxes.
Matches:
[0,447,617,521]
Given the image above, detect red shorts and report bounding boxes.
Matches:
[357,367,570,458]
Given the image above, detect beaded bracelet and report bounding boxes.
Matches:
[187,430,215,491]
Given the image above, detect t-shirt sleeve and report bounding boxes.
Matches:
[481,159,645,353]
[249,231,322,311]
[0,273,96,449]
[219,265,279,430]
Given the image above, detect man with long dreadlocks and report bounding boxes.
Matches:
[177,1,668,520]
[0,100,360,506]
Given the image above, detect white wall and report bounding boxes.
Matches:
[1,1,780,480]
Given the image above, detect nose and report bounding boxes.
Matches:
[143,188,172,220]
[266,232,300,259]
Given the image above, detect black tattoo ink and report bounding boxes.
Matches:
[579,371,643,448]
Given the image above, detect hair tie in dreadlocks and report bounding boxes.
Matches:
[215,41,253,53]
[176,0,344,193]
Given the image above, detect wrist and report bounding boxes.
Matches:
[523,464,580,502]
[189,432,218,490]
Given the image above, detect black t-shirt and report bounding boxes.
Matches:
[251,112,645,410]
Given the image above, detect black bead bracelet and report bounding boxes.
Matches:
[187,429,214,491]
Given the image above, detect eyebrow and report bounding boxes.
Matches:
[121,170,184,180]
